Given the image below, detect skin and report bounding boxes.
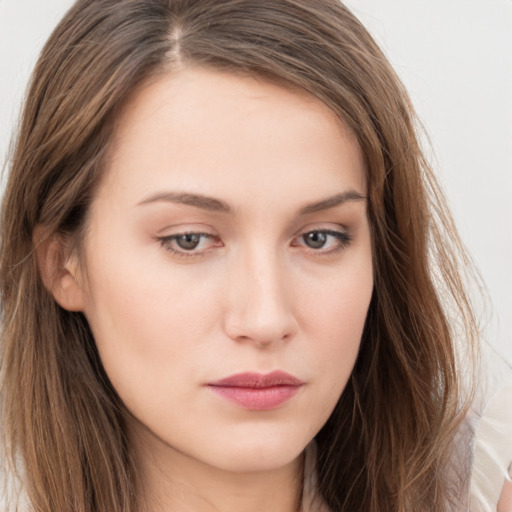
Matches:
[498,473,512,512]
[54,67,373,512]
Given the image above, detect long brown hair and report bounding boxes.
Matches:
[1,1,479,511]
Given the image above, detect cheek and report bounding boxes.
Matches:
[297,247,373,351]
[81,246,221,402]
[311,290,370,376]
[317,299,366,388]
[292,254,373,417]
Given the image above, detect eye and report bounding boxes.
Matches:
[293,229,352,254]
[303,231,329,249]
[173,233,203,250]
[158,232,221,257]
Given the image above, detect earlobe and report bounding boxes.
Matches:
[33,226,85,312]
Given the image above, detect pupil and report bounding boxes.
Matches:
[305,232,327,249]
[177,234,201,250]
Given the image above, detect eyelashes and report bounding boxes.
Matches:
[157,232,221,259]
[157,228,353,260]
[292,229,352,253]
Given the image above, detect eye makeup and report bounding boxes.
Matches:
[293,229,353,256]
[156,227,353,260]
[157,231,222,259]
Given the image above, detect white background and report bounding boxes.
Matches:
[1,0,511,361]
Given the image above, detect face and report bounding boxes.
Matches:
[72,67,373,474]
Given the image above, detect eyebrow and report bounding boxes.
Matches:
[136,190,366,215]
[298,190,366,215]
[137,192,232,213]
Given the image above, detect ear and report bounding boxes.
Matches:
[33,225,85,312]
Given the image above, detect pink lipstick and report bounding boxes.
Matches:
[207,371,303,410]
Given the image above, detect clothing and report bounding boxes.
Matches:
[470,351,512,511]
[3,355,511,511]
[302,352,512,512]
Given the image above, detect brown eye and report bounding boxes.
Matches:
[175,233,202,250]
[303,231,328,249]
[158,232,221,258]
[293,229,353,255]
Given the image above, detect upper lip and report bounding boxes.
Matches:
[208,370,303,388]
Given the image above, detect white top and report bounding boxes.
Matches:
[3,355,511,511]
[470,351,512,512]
[302,352,512,512]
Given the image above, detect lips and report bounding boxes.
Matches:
[207,371,304,410]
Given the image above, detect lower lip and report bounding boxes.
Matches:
[208,385,301,410]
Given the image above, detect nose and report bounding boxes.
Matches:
[223,248,298,347]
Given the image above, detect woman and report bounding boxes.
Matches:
[0,1,509,511]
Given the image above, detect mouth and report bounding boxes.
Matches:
[207,371,304,410]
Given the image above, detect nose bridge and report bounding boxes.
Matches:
[224,242,296,345]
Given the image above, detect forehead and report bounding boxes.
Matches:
[99,66,366,209]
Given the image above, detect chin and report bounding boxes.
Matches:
[202,431,310,473]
